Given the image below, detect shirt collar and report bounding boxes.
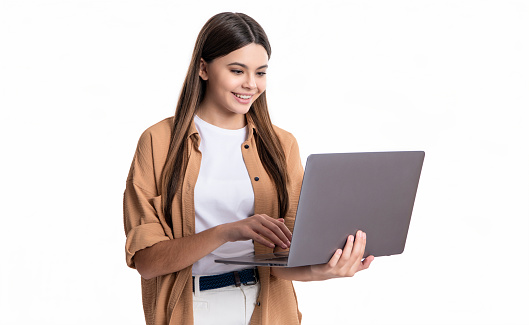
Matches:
[185,113,257,142]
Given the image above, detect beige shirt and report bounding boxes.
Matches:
[123,114,304,325]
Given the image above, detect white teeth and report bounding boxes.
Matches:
[234,93,251,99]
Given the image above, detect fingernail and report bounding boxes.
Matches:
[349,235,354,242]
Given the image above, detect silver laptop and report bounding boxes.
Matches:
[215,151,425,268]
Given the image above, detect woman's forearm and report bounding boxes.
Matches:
[271,265,324,282]
[134,225,228,280]
[134,214,294,280]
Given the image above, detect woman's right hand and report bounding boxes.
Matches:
[218,214,292,249]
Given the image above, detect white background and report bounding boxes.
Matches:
[1,1,528,324]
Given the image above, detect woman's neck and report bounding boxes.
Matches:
[196,103,247,130]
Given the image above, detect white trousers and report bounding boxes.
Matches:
[192,276,260,325]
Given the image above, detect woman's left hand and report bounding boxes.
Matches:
[310,230,374,281]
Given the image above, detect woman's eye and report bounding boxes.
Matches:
[257,72,267,76]
[231,69,243,74]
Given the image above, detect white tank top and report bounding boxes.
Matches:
[192,114,255,276]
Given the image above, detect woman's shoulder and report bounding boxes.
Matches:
[272,124,298,149]
[140,116,173,139]
[135,116,174,148]
[272,124,303,175]
[132,117,174,166]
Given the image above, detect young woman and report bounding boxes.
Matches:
[123,12,374,325]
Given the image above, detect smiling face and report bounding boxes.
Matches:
[197,43,269,128]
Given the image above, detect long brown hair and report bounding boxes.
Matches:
[160,12,290,231]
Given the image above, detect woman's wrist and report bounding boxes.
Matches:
[271,265,322,282]
[214,223,231,244]
[308,264,337,281]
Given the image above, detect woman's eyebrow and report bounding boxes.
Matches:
[228,62,268,69]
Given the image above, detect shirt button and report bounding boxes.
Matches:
[254,177,259,181]
[256,301,261,306]
[244,144,249,149]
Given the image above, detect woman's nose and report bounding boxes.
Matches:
[243,75,256,89]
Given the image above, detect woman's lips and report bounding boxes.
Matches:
[232,92,253,104]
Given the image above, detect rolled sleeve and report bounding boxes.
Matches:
[124,181,171,268]
[125,223,169,269]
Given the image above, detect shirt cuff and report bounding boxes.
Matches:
[125,223,170,268]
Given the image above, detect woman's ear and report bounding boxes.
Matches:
[198,58,208,81]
